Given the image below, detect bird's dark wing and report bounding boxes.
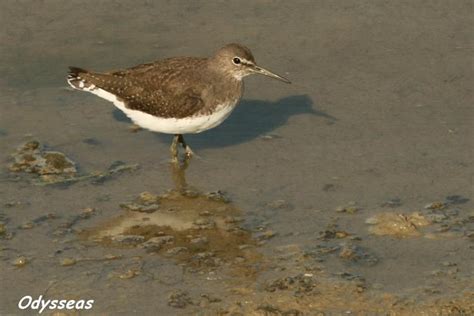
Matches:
[68,60,207,118]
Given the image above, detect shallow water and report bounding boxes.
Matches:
[1,1,473,315]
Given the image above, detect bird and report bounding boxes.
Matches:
[67,43,290,162]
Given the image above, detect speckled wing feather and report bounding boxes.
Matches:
[68,58,208,118]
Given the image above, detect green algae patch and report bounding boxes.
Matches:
[9,140,138,186]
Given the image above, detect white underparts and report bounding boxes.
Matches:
[68,79,237,134]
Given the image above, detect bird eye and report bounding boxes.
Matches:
[232,57,241,65]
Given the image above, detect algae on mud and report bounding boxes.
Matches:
[366,205,472,239]
[9,140,77,182]
[8,140,139,186]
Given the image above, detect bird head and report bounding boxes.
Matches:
[211,43,291,83]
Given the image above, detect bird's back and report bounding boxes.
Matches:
[68,57,226,118]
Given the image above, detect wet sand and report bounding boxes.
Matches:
[0,1,473,315]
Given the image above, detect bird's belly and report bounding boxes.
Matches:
[123,103,237,134]
[89,87,237,134]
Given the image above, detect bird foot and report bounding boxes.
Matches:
[169,150,193,165]
[184,146,194,159]
[170,156,180,164]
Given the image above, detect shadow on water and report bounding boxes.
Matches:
[81,161,263,277]
[113,94,336,149]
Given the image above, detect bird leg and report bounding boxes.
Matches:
[170,134,193,163]
[170,134,180,163]
[177,134,194,159]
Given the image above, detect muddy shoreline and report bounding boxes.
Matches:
[1,1,473,315]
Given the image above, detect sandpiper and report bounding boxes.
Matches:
[67,43,290,161]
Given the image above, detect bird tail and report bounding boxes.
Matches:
[67,66,95,91]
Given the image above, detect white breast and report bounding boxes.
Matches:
[84,87,238,134]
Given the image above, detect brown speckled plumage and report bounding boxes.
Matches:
[67,43,290,160]
[68,45,255,118]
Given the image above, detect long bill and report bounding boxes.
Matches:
[251,65,291,84]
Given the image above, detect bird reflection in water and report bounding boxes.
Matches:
[82,161,261,275]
